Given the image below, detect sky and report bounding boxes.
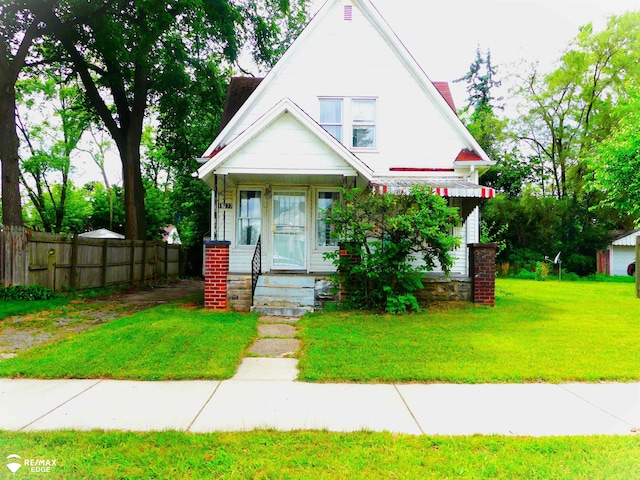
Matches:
[309,0,640,105]
[73,0,640,187]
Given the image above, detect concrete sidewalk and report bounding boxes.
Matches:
[1,358,639,436]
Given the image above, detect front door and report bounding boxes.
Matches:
[272,191,306,270]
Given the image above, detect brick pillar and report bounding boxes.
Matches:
[204,240,230,310]
[468,243,497,306]
[338,242,361,301]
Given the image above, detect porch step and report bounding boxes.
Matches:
[250,306,313,317]
[251,275,315,313]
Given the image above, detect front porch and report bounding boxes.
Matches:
[204,239,495,312]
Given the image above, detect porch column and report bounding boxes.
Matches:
[468,243,497,306]
[204,240,230,309]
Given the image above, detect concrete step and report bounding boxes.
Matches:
[258,275,315,288]
[254,286,315,301]
[251,306,312,317]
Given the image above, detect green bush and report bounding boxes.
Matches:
[0,285,58,301]
[323,186,460,313]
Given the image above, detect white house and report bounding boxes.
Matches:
[597,230,639,276]
[197,0,496,311]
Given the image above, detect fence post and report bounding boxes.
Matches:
[70,234,79,289]
[130,240,136,286]
[101,239,109,287]
[164,241,169,279]
[47,248,56,291]
[141,241,147,284]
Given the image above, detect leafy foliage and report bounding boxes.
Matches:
[323,187,461,313]
[0,285,57,301]
[591,87,640,221]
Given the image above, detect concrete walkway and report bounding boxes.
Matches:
[1,359,639,436]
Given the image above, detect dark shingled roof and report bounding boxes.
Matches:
[218,77,263,134]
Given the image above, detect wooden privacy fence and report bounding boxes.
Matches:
[1,225,181,291]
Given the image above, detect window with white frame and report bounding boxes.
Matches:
[351,98,376,148]
[238,190,261,246]
[319,97,377,149]
[317,191,340,247]
[319,98,343,142]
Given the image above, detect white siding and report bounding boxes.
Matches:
[610,246,635,276]
[218,113,358,176]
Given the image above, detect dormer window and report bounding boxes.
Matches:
[319,97,377,149]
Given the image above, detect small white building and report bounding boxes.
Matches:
[597,230,639,276]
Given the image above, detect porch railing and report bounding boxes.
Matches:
[251,235,262,305]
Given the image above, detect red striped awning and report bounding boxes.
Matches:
[371,179,495,199]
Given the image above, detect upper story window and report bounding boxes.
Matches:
[319,97,377,149]
[351,99,376,148]
[319,98,343,143]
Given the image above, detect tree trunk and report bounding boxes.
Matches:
[0,82,24,227]
[121,129,146,240]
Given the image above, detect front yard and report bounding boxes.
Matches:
[0,301,257,380]
[297,279,640,383]
[1,279,639,382]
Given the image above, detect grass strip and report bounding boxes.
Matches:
[0,430,638,479]
[0,298,70,320]
[297,279,640,383]
[0,302,258,380]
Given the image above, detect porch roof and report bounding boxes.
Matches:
[371,178,495,199]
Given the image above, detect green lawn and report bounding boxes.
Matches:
[0,297,70,320]
[0,430,638,479]
[0,302,258,380]
[297,279,640,383]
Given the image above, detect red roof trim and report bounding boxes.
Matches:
[390,167,455,172]
[432,81,456,112]
[205,145,226,158]
[455,149,483,162]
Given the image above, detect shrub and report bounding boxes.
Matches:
[324,186,461,313]
[0,285,58,301]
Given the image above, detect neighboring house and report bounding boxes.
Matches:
[161,225,182,245]
[78,228,125,239]
[597,230,640,276]
[197,0,496,311]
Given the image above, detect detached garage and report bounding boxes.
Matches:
[597,230,640,276]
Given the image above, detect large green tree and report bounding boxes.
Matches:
[514,11,640,200]
[0,0,112,227]
[591,87,640,222]
[16,73,90,232]
[49,0,308,239]
[0,0,57,227]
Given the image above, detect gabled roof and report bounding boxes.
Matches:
[218,77,263,134]
[201,0,494,166]
[198,97,375,187]
[611,229,640,246]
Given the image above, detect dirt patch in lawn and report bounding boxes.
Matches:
[0,279,204,360]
